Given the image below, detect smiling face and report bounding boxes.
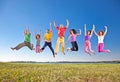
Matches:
[46,29,50,33]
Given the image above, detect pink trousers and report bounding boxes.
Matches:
[98,43,109,52]
[84,40,94,54]
[35,46,40,53]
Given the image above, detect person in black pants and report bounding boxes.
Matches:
[41,23,55,57]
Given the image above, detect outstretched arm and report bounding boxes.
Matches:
[50,23,52,31]
[54,20,57,29]
[104,26,108,36]
[66,19,69,28]
[66,35,71,44]
[84,24,87,36]
[93,24,98,36]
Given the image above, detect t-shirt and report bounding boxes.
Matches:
[56,27,67,37]
[36,39,40,46]
[71,34,77,42]
[24,33,31,43]
[98,36,104,43]
[85,35,91,41]
[44,31,52,42]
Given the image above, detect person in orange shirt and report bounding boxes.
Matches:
[41,23,55,57]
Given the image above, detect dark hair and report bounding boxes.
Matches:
[36,34,40,39]
[87,30,91,35]
[98,31,104,36]
[70,29,77,34]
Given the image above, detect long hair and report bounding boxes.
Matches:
[36,34,40,39]
[98,30,104,36]
[87,30,91,35]
[70,29,77,34]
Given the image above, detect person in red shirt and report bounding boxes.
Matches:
[54,19,69,55]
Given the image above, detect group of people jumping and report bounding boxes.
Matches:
[11,20,111,58]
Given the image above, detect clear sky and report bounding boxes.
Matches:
[0,0,120,62]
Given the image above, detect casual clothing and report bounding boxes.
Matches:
[71,34,77,42]
[56,27,67,37]
[84,35,94,54]
[13,33,33,50]
[36,39,40,46]
[85,35,91,41]
[55,27,67,54]
[35,39,40,53]
[41,31,54,56]
[56,37,65,53]
[71,41,78,51]
[41,42,54,55]
[70,34,78,51]
[35,46,40,53]
[98,43,109,52]
[13,41,33,50]
[44,31,52,42]
[98,36,104,43]
[97,36,109,52]
[24,33,31,42]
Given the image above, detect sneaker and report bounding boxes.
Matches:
[55,53,57,55]
[63,52,65,55]
[108,50,111,53]
[31,44,34,50]
[11,47,15,50]
[67,48,71,51]
[53,54,55,58]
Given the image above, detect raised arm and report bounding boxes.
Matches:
[54,20,57,28]
[66,19,69,28]
[104,26,108,36]
[27,26,30,34]
[77,29,82,36]
[90,25,95,37]
[34,30,36,39]
[50,23,52,31]
[93,24,98,36]
[84,24,87,36]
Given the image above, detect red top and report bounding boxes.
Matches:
[56,26,67,37]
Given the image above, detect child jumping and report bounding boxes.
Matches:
[93,25,111,53]
[40,23,55,57]
[66,29,81,51]
[34,30,41,53]
[54,19,69,55]
[11,27,33,50]
[84,24,95,56]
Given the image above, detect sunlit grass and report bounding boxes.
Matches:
[0,63,120,82]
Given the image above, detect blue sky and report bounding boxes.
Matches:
[0,0,120,62]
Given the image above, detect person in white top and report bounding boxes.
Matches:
[93,25,111,53]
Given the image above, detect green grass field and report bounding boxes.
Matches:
[0,63,120,82]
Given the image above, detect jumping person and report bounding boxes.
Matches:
[40,23,55,57]
[34,30,41,53]
[84,24,95,56]
[54,19,69,55]
[93,25,111,53]
[66,29,81,51]
[11,27,33,50]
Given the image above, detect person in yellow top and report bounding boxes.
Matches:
[41,23,55,57]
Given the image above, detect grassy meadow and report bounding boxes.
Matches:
[0,62,120,82]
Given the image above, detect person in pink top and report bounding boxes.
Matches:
[66,29,81,51]
[54,19,69,55]
[84,24,95,56]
